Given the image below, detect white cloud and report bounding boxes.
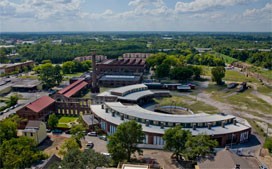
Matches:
[0,0,82,19]
[243,2,272,17]
[175,0,255,12]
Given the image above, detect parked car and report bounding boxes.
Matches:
[100,152,111,158]
[46,129,51,133]
[98,135,107,141]
[0,112,3,115]
[3,108,9,113]
[86,141,94,149]
[259,164,268,169]
[52,129,63,134]
[87,132,97,136]
[14,104,20,108]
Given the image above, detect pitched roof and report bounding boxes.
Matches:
[26,96,55,113]
[198,149,252,169]
[63,81,88,98]
[58,79,84,94]
[25,120,43,129]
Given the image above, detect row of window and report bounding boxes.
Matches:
[105,107,235,129]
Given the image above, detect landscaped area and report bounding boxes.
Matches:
[57,116,79,128]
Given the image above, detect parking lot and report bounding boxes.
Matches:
[84,135,108,153]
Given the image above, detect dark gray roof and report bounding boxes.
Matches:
[82,114,99,126]
[26,120,43,129]
[33,154,61,169]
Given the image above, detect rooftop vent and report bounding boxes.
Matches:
[160,123,164,129]
[233,119,237,125]
[193,124,196,130]
[221,121,225,128]
[145,120,149,127]
[208,123,212,130]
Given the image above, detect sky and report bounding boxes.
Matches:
[0,0,271,32]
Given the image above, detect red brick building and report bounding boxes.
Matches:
[16,96,56,128]
[96,58,147,75]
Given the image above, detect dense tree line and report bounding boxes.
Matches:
[1,32,270,69]
[62,60,91,74]
[147,53,203,80]
[218,48,272,69]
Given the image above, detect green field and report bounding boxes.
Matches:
[224,70,258,82]
[155,95,218,114]
[57,116,78,128]
[213,52,238,64]
[58,116,78,123]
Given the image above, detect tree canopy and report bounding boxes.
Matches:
[48,114,58,129]
[0,137,46,169]
[211,66,226,85]
[107,120,145,163]
[163,126,218,161]
[163,125,192,160]
[36,63,63,89]
[52,148,110,169]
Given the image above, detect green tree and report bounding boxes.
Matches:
[211,66,225,85]
[39,63,63,89]
[52,149,109,169]
[59,137,80,156]
[170,66,194,81]
[107,120,145,163]
[48,114,58,129]
[62,61,75,74]
[5,95,18,107]
[0,137,46,169]
[0,118,18,144]
[264,137,272,153]
[156,63,170,79]
[184,134,218,160]
[70,124,87,147]
[163,126,191,160]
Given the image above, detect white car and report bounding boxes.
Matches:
[87,132,97,136]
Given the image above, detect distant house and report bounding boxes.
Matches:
[0,60,34,75]
[16,96,56,128]
[23,120,47,144]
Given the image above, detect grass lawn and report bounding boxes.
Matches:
[58,116,78,123]
[224,70,258,83]
[213,52,238,64]
[206,83,272,115]
[19,75,38,79]
[57,123,69,128]
[155,95,218,114]
[257,85,272,96]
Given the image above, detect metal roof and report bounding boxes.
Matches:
[26,96,55,113]
[110,84,147,95]
[104,102,235,123]
[91,104,251,135]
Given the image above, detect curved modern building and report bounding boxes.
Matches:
[91,85,251,149]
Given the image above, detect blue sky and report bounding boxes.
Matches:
[0,0,271,32]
